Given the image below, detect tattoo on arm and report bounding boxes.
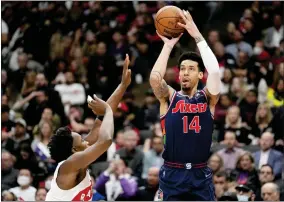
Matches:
[194,36,204,43]
[150,71,169,100]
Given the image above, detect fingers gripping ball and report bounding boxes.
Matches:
[155,6,185,38]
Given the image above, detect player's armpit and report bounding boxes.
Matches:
[204,87,220,106]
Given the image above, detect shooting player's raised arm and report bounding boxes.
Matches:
[150,32,182,102]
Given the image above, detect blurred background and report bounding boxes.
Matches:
[1,1,283,201]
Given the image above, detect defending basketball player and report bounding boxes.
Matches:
[45,55,131,201]
[150,10,221,201]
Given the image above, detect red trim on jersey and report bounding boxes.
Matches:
[160,91,177,119]
[71,180,93,201]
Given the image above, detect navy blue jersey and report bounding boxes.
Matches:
[160,89,214,164]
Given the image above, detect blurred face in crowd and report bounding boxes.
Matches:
[213,42,225,58]
[35,73,48,87]
[208,154,222,172]
[2,191,16,201]
[1,151,14,171]
[147,167,159,187]
[25,71,36,85]
[65,72,75,84]
[243,9,252,19]
[63,36,72,48]
[115,131,124,147]
[224,131,236,149]
[227,106,240,124]
[86,30,95,43]
[124,131,138,151]
[1,111,9,122]
[245,91,257,104]
[1,95,8,105]
[231,77,242,93]
[237,51,249,66]
[114,159,126,176]
[35,188,47,201]
[276,79,283,93]
[17,169,32,188]
[145,95,156,106]
[152,136,163,154]
[208,30,219,45]
[18,53,28,69]
[261,183,280,201]
[164,68,177,83]
[260,132,274,151]
[273,15,282,29]
[112,31,123,43]
[41,108,53,121]
[213,175,227,193]
[127,32,137,45]
[253,40,264,55]
[257,104,269,119]
[236,187,252,201]
[223,68,232,83]
[239,154,253,171]
[96,42,107,56]
[233,30,243,43]
[15,124,26,137]
[84,118,95,132]
[259,165,274,185]
[2,70,7,85]
[244,19,253,31]
[36,91,48,104]
[220,94,231,107]
[40,122,52,138]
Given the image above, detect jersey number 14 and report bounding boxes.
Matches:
[182,116,201,133]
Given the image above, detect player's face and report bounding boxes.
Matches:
[179,60,203,91]
[72,132,89,152]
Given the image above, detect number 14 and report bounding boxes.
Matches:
[182,116,201,133]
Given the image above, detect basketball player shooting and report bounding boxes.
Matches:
[150,10,221,201]
[45,55,131,201]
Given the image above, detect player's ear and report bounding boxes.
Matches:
[72,147,77,153]
[198,71,203,79]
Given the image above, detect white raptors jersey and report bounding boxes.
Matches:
[45,161,93,201]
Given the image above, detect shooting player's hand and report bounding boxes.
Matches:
[120,54,131,87]
[88,94,110,116]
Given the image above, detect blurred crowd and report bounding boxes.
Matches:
[1,1,283,201]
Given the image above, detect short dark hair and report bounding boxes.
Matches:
[260,164,274,175]
[215,171,228,180]
[48,127,73,163]
[178,52,205,72]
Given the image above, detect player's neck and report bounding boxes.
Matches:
[181,86,198,98]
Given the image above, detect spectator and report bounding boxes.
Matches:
[54,71,86,115]
[263,14,283,50]
[225,30,253,60]
[1,104,15,133]
[135,167,159,201]
[251,102,274,138]
[1,190,17,201]
[9,169,37,201]
[261,182,280,201]
[3,118,31,156]
[35,188,47,201]
[231,152,260,192]
[141,136,164,179]
[208,153,224,174]
[259,164,275,186]
[1,150,19,191]
[213,171,228,200]
[253,132,283,179]
[214,94,232,128]
[21,71,37,97]
[217,131,245,170]
[219,105,252,145]
[116,129,144,178]
[267,78,284,107]
[235,184,255,201]
[95,159,138,201]
[207,29,220,47]
[107,130,125,161]
[219,68,233,94]
[239,89,259,127]
[1,19,9,46]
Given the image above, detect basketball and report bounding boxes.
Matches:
[155,6,185,38]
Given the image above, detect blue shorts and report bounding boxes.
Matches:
[158,164,216,201]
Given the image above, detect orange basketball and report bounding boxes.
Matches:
[155,6,185,38]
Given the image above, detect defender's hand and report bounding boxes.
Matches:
[88,94,110,116]
[121,54,131,87]
[178,10,202,39]
[156,30,183,49]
